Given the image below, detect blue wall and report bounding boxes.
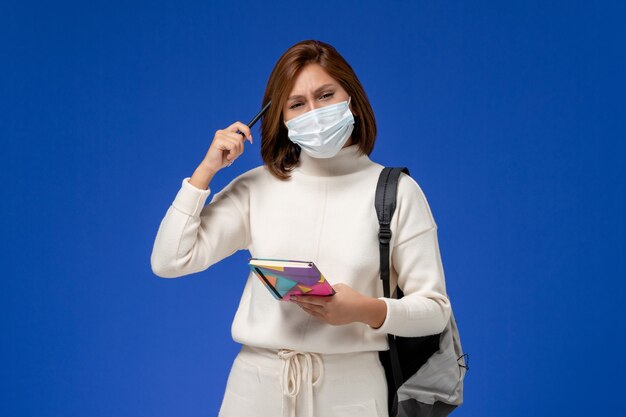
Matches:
[2,0,624,416]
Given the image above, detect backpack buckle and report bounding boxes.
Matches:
[379,226,392,244]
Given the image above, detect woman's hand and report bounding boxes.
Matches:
[201,121,253,174]
[290,283,387,327]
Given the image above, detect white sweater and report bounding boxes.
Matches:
[150,144,451,354]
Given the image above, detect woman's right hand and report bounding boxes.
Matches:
[201,121,253,174]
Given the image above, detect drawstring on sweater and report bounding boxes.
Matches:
[278,349,324,417]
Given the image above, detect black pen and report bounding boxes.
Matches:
[237,100,272,140]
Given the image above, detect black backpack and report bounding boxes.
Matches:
[375,167,469,417]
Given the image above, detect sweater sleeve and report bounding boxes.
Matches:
[150,176,251,278]
[368,173,452,337]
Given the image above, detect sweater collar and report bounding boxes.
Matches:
[295,143,372,177]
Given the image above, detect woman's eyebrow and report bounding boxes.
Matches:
[288,83,336,101]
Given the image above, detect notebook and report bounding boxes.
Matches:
[248,258,336,301]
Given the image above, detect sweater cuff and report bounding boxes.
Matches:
[171,177,212,217]
[368,297,393,334]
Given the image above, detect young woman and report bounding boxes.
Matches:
[151,39,451,417]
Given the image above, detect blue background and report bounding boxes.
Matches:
[2,0,624,416]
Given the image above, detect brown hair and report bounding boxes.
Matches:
[259,40,377,180]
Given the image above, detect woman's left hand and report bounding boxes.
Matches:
[290,283,374,326]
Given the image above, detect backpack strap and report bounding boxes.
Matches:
[375,166,410,392]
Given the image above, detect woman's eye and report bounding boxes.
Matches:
[289,93,333,110]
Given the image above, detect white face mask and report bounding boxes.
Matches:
[284,97,355,159]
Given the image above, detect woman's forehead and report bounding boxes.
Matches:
[289,64,338,94]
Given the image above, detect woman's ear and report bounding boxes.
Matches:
[282,111,288,128]
[348,96,357,117]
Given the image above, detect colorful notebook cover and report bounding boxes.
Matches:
[248,258,336,301]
